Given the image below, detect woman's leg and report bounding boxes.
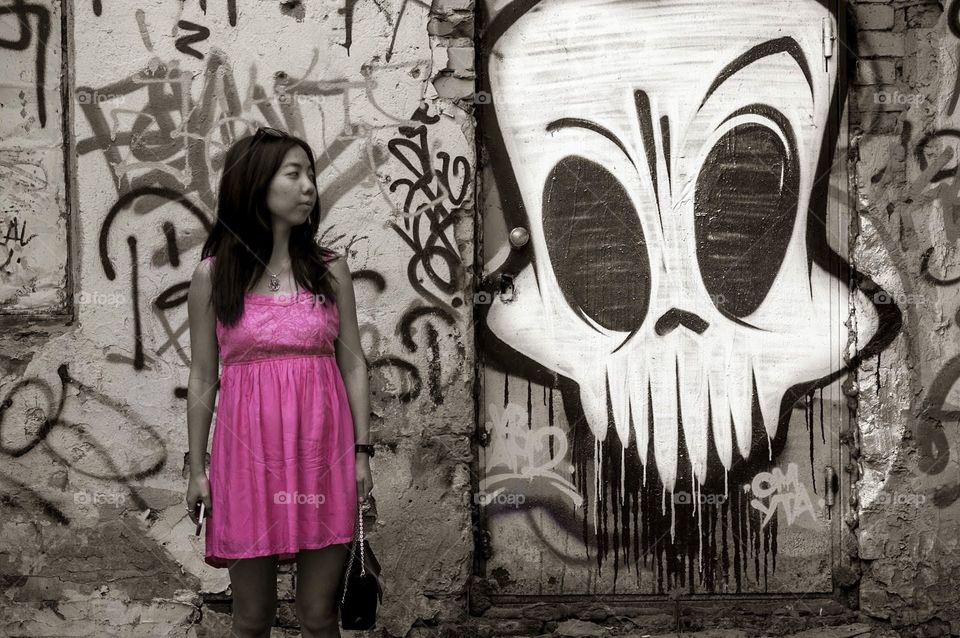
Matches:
[295,544,350,638]
[227,555,279,638]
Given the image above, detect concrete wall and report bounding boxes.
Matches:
[0,1,475,635]
[0,0,959,636]
[850,0,960,633]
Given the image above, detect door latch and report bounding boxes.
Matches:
[476,425,491,447]
[824,465,838,517]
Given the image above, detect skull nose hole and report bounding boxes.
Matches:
[654,308,709,336]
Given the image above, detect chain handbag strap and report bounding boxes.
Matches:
[358,505,367,576]
[340,505,366,604]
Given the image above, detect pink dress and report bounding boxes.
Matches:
[202,256,357,568]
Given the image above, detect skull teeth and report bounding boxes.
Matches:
[579,346,777,493]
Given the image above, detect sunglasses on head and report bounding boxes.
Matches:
[253,126,288,140]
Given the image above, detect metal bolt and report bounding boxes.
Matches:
[509,226,530,248]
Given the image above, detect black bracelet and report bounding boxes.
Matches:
[355,443,375,458]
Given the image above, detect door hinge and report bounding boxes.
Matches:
[822,17,836,71]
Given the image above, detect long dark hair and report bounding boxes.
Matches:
[200,129,339,327]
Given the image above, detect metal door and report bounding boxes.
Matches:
[473,0,894,597]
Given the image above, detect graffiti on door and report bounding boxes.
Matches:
[477,0,902,593]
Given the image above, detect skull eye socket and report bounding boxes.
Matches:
[542,155,651,332]
[694,118,799,319]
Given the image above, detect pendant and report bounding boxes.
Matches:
[269,274,280,291]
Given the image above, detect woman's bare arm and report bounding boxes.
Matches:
[186,259,220,476]
[329,256,370,448]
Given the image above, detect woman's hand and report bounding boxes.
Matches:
[356,455,373,505]
[186,471,212,525]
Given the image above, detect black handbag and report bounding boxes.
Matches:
[338,501,383,630]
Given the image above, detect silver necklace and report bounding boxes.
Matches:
[266,261,290,292]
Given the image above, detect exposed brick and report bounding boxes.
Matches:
[858,31,905,57]
[554,618,606,637]
[855,4,895,30]
[276,601,298,628]
[856,59,897,85]
[893,7,907,32]
[277,572,294,599]
[429,17,455,36]
[446,46,474,75]
[433,75,476,101]
[859,112,902,135]
[428,12,473,37]
[856,85,909,113]
[472,618,544,635]
[905,4,942,29]
[781,624,878,638]
[433,0,472,12]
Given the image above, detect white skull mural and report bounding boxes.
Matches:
[477,0,901,588]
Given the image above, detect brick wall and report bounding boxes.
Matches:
[850,0,960,633]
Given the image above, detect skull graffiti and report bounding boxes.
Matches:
[483,0,883,494]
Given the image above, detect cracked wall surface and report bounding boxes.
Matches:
[1,0,476,636]
[849,0,960,634]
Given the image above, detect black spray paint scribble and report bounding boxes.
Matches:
[872,20,960,509]
[0,364,169,525]
[354,269,467,408]
[339,0,427,61]
[0,0,51,127]
[78,49,393,384]
[94,0,238,26]
[387,104,471,315]
[174,20,211,59]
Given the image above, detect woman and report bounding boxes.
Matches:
[184,126,374,638]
